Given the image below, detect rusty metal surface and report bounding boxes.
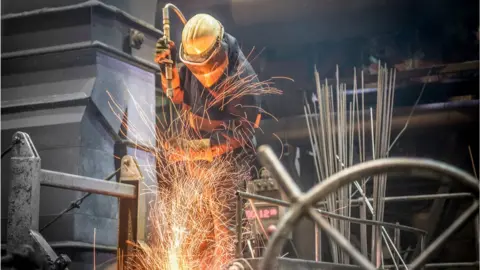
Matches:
[6,132,41,253]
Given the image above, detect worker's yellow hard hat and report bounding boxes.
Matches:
[181,14,224,61]
[179,14,228,88]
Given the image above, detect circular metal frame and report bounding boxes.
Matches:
[257,145,479,270]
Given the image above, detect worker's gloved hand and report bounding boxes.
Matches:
[155,36,177,65]
[164,138,213,162]
[164,138,190,150]
[165,138,210,151]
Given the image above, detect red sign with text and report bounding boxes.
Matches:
[245,206,279,220]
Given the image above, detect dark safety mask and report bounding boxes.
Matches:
[179,40,229,88]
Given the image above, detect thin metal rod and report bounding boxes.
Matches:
[384,262,480,269]
[389,69,432,152]
[353,180,406,269]
[409,201,479,270]
[302,158,478,209]
[236,191,426,235]
[235,193,243,258]
[362,193,472,203]
[304,96,323,261]
[336,156,406,269]
[468,145,477,178]
[258,145,478,270]
[304,104,323,185]
[1,144,15,158]
[40,169,120,232]
[359,70,368,257]
[308,208,376,270]
[394,222,401,266]
[313,193,474,208]
[315,67,329,179]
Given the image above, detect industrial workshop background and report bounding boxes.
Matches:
[1,0,479,270]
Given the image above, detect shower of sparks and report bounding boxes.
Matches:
[106,53,283,269]
[132,154,251,269]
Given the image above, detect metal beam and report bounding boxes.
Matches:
[384,262,479,269]
[257,100,479,144]
[40,169,136,199]
[1,41,160,72]
[332,61,479,89]
[1,92,89,113]
[422,185,451,243]
[243,258,479,270]
[1,242,117,253]
[239,190,473,209]
[412,131,456,260]
[346,192,472,207]
[237,191,426,235]
[1,1,163,37]
[245,257,363,270]
[409,202,479,269]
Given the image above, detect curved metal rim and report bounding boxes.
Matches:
[303,158,479,207]
[259,156,479,270]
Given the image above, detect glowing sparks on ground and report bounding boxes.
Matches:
[133,158,251,269]
[106,52,282,269]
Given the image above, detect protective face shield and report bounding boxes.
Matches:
[179,14,229,88]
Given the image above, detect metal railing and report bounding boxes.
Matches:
[4,131,147,269]
[234,189,478,268]
[251,145,479,270]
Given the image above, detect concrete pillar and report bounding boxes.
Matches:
[6,132,41,253]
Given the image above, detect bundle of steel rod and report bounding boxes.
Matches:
[304,64,403,269]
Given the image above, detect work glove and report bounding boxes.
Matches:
[164,138,213,162]
[155,36,177,66]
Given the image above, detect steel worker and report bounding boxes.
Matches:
[155,13,262,163]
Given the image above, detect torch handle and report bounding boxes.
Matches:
[162,7,174,99]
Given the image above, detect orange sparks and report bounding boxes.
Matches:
[105,49,282,269]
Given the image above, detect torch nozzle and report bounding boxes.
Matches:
[163,3,187,25]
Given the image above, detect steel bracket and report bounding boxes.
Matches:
[117,155,146,269]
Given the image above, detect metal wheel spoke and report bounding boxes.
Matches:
[257,145,479,270]
[409,201,479,270]
[307,208,376,270]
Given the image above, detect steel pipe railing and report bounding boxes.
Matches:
[236,191,427,234]
[5,131,147,269]
[40,169,136,199]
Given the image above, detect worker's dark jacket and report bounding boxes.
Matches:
[161,33,262,158]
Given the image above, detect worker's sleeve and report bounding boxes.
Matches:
[209,39,262,156]
[209,95,260,156]
[160,63,186,104]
